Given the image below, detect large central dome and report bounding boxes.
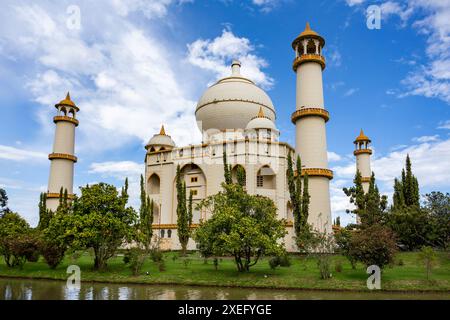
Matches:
[195,61,276,132]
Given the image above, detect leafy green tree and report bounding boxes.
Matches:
[0,212,30,267]
[176,165,190,255]
[69,182,137,270]
[38,193,51,230]
[139,174,154,251]
[223,150,232,185]
[424,192,450,248]
[418,246,437,281]
[286,152,310,247]
[393,154,420,209]
[336,216,341,227]
[343,171,387,227]
[0,188,9,215]
[347,224,397,269]
[194,183,286,272]
[236,165,246,187]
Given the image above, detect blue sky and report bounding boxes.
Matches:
[0,0,449,226]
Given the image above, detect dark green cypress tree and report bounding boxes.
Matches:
[176,165,190,255]
[223,150,232,185]
[236,165,246,187]
[38,192,50,230]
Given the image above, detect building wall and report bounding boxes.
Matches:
[145,139,298,251]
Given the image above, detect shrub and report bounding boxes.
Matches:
[150,247,163,263]
[334,227,357,269]
[348,224,397,269]
[39,241,66,269]
[317,255,332,279]
[418,246,438,281]
[123,248,146,276]
[213,257,219,270]
[269,255,291,270]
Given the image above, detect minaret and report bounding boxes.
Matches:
[291,23,333,233]
[46,93,79,211]
[353,129,372,193]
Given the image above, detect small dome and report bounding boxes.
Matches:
[145,125,175,150]
[246,107,277,131]
[195,61,276,132]
[55,92,79,111]
[354,129,371,143]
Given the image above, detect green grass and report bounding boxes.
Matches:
[0,251,449,292]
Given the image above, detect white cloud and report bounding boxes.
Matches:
[0,145,47,162]
[89,161,143,180]
[412,135,440,143]
[187,29,274,89]
[343,88,359,97]
[251,0,280,12]
[438,120,450,129]
[347,0,450,104]
[328,46,342,67]
[328,151,342,162]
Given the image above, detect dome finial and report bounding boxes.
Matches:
[231,60,241,76]
[66,92,71,101]
[305,22,311,31]
[159,125,166,136]
[257,107,265,118]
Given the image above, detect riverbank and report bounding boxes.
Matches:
[1,251,449,292]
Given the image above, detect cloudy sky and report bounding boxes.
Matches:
[0,0,449,226]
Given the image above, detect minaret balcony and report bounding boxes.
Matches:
[293,54,326,71]
[53,116,79,127]
[291,108,330,124]
[361,177,371,183]
[48,153,78,163]
[46,192,76,200]
[300,168,334,180]
[354,149,372,156]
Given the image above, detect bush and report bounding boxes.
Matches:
[334,227,357,269]
[317,255,332,279]
[123,248,146,276]
[213,257,219,270]
[418,246,438,281]
[150,247,163,263]
[268,255,291,270]
[39,241,66,269]
[348,224,397,269]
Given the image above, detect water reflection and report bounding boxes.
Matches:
[0,278,448,300]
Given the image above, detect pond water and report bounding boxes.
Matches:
[0,277,448,300]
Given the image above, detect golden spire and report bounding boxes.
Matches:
[159,125,166,136]
[66,92,71,101]
[354,129,371,143]
[55,91,78,110]
[305,22,311,31]
[257,107,265,118]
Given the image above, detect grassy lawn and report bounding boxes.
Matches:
[0,251,449,292]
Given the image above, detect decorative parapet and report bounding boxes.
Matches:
[361,177,371,183]
[293,54,326,71]
[301,168,334,180]
[53,116,79,127]
[291,108,330,124]
[353,149,372,156]
[46,192,76,200]
[48,153,78,163]
[153,222,295,229]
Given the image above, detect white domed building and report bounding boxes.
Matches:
[144,24,333,251]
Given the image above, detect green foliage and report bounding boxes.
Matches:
[38,193,51,230]
[0,212,30,267]
[317,255,332,279]
[176,165,191,255]
[334,227,357,269]
[347,224,397,269]
[0,188,9,215]
[424,192,450,249]
[123,248,147,276]
[67,182,137,270]
[149,245,163,263]
[268,254,291,270]
[343,171,387,227]
[236,165,246,187]
[393,154,420,210]
[223,150,232,185]
[335,216,341,226]
[286,152,310,246]
[194,183,287,272]
[139,175,154,250]
[418,246,438,281]
[387,206,434,250]
[334,260,343,273]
